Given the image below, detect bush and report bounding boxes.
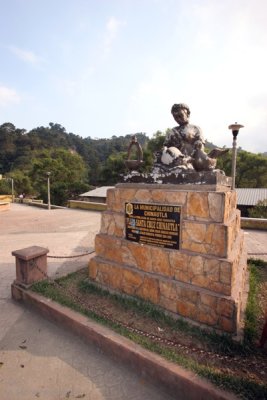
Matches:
[248,199,267,218]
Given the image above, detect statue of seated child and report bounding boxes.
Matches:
[157,103,227,171]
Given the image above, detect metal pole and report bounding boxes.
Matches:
[228,123,244,191]
[231,132,238,190]
[11,178,14,203]
[47,173,51,210]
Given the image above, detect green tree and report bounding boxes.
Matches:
[248,199,267,218]
[214,150,232,176]
[7,171,33,196]
[28,148,89,205]
[138,130,168,172]
[100,152,127,185]
[1,119,266,194]
[0,123,17,172]
[235,151,267,187]
[0,179,11,195]
[140,148,154,173]
[147,130,167,154]
[216,150,267,188]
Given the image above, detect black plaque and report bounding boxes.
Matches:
[125,202,181,249]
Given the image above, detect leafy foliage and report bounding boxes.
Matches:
[99,152,127,185]
[244,262,261,344]
[0,121,266,205]
[0,179,12,195]
[248,199,267,218]
[147,129,167,154]
[27,148,89,205]
[216,149,267,188]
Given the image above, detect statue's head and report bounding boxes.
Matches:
[171,103,190,125]
[171,103,190,117]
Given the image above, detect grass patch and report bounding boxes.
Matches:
[243,262,261,345]
[32,279,124,331]
[78,278,251,356]
[31,260,267,400]
[125,331,267,400]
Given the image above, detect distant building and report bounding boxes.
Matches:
[79,186,114,204]
[236,188,267,217]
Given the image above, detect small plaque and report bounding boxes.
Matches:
[125,202,181,249]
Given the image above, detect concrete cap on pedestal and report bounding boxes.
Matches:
[12,246,49,260]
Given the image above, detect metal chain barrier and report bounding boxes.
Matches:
[47,250,95,259]
[29,259,267,371]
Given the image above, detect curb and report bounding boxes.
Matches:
[11,283,238,400]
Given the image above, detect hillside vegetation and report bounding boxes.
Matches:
[0,122,266,206]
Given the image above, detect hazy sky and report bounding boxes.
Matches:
[1,0,267,152]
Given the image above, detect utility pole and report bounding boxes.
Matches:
[47,172,51,210]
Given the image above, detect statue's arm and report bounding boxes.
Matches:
[195,126,205,143]
[193,126,205,150]
[163,128,180,148]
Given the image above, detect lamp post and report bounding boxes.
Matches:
[228,123,244,190]
[10,178,14,203]
[47,172,51,210]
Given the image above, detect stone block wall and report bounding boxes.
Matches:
[89,184,248,335]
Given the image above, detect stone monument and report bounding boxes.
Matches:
[89,103,248,337]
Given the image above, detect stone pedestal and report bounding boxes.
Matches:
[12,246,49,288]
[89,183,248,336]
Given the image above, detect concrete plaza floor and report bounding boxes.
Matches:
[0,203,266,399]
[0,204,175,400]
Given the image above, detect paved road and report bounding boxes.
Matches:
[0,204,175,400]
[244,229,267,262]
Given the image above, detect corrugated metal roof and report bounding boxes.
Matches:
[80,186,267,205]
[80,186,114,197]
[236,188,267,206]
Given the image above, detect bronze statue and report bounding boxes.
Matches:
[157,103,227,171]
